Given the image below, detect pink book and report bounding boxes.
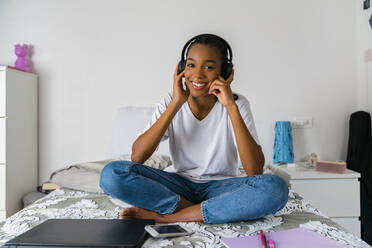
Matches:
[221,227,347,248]
[316,160,346,174]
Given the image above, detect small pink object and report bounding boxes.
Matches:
[365,48,372,63]
[268,240,275,248]
[316,160,346,174]
[14,44,31,72]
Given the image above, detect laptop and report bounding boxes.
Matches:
[3,218,155,248]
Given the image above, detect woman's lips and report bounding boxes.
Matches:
[191,81,207,90]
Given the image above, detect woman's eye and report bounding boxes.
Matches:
[186,64,214,70]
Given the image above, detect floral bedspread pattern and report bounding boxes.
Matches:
[0,188,370,248]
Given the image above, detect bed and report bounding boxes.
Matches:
[0,106,370,247]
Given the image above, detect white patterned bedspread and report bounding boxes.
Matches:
[0,188,370,248]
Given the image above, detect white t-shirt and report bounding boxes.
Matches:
[138,92,260,182]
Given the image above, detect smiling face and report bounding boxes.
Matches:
[184,44,223,99]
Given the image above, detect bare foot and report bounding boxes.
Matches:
[120,207,162,222]
[120,204,203,223]
[119,198,193,222]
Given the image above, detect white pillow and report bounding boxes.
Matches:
[49,154,172,193]
[107,106,170,159]
[49,159,114,194]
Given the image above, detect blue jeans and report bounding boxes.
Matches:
[100,161,289,224]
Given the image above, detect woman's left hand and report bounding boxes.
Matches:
[208,69,235,107]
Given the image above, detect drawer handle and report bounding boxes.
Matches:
[0,115,8,119]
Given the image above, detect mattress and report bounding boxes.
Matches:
[0,186,370,247]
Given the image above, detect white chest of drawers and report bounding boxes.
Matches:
[0,66,38,221]
[270,164,361,237]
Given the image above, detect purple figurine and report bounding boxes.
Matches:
[14,44,31,72]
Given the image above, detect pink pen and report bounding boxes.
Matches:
[259,230,267,248]
[267,239,275,248]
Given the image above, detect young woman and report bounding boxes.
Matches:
[100,34,288,224]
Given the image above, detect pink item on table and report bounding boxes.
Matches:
[316,160,346,174]
[14,44,31,72]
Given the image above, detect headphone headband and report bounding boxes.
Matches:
[180,34,233,63]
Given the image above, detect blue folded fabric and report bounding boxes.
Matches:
[273,121,294,164]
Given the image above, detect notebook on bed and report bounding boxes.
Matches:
[3,218,155,248]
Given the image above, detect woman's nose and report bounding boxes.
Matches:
[194,66,205,78]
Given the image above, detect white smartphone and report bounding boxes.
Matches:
[145,224,193,238]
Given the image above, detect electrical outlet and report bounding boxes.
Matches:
[291,117,313,129]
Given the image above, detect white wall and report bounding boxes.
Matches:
[0,0,359,183]
[356,0,372,111]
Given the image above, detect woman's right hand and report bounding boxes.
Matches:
[172,65,189,106]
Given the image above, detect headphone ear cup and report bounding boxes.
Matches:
[222,62,233,80]
[178,60,186,74]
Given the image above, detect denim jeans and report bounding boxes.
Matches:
[100,160,289,224]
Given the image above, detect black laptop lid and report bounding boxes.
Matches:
[3,219,155,248]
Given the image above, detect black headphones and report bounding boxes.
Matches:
[177,34,234,80]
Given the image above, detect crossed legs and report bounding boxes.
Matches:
[100,161,289,224]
